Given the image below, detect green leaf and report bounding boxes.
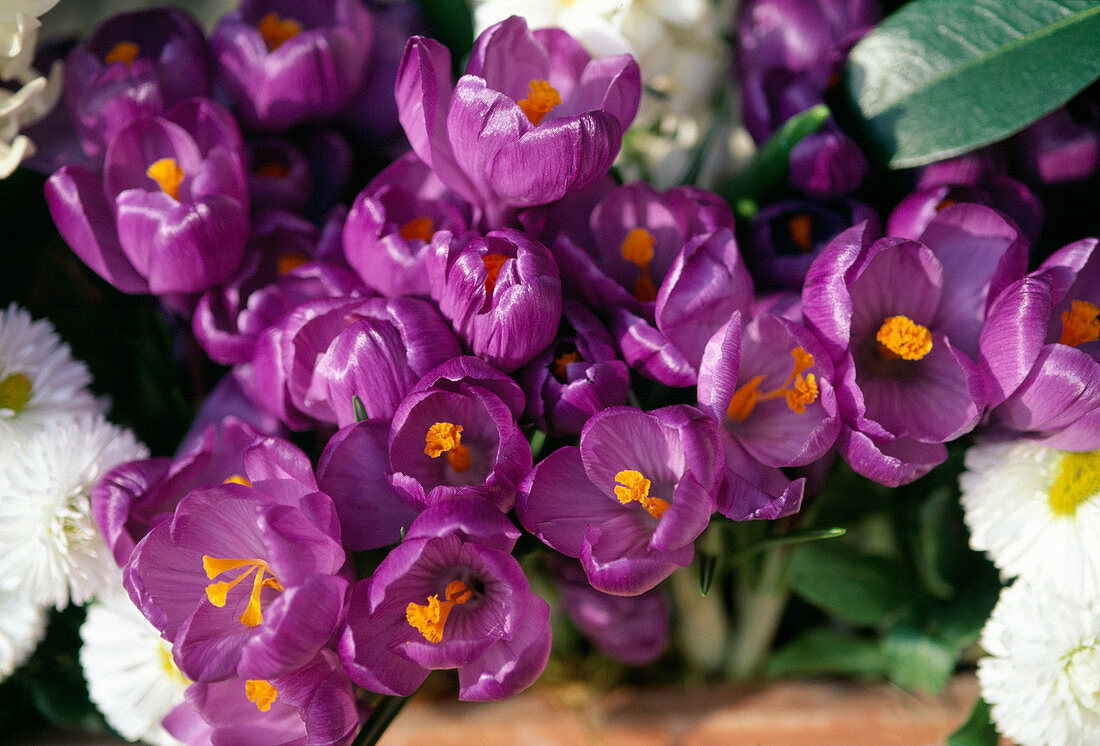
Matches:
[788,541,910,626]
[913,487,957,599]
[766,627,888,680]
[947,697,1000,746]
[729,527,846,569]
[697,552,718,596]
[843,0,1100,167]
[352,395,367,423]
[416,0,474,68]
[881,614,958,694]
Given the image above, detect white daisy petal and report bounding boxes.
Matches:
[0,587,47,682]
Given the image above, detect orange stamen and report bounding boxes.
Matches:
[245,680,278,712]
[425,422,471,473]
[482,253,507,294]
[727,347,819,422]
[406,580,472,643]
[613,469,669,520]
[876,316,933,361]
[146,158,184,200]
[276,252,309,275]
[105,41,139,67]
[202,556,283,627]
[223,474,252,487]
[399,216,434,243]
[258,12,301,51]
[553,350,582,380]
[621,228,659,303]
[1058,300,1100,347]
[787,214,814,253]
[517,79,561,126]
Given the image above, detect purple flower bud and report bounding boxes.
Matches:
[788,128,869,198]
[210,0,374,131]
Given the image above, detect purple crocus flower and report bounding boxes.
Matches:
[887,179,1043,247]
[339,496,551,701]
[342,153,471,299]
[245,137,312,214]
[395,15,640,227]
[1013,105,1100,185]
[124,438,347,682]
[518,405,722,596]
[980,237,1100,449]
[387,357,531,513]
[163,649,362,746]
[802,205,1026,485]
[45,98,249,296]
[426,227,562,372]
[210,0,373,132]
[63,7,209,163]
[517,300,630,437]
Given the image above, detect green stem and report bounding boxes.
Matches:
[351,694,409,746]
[725,543,792,682]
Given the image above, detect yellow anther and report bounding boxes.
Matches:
[620,228,656,267]
[223,474,252,487]
[104,41,139,67]
[727,347,819,422]
[613,469,669,520]
[785,373,818,414]
[276,252,309,276]
[876,315,933,361]
[202,556,282,627]
[726,375,765,423]
[1048,451,1100,517]
[787,214,814,253]
[245,680,278,712]
[517,79,561,126]
[1058,300,1100,348]
[0,372,32,414]
[406,580,472,643]
[425,422,472,473]
[258,12,301,52]
[482,253,508,294]
[553,350,582,381]
[146,158,184,200]
[399,216,434,243]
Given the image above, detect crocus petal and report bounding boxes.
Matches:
[837,427,947,487]
[717,438,804,521]
[611,307,698,387]
[581,518,693,596]
[457,595,551,701]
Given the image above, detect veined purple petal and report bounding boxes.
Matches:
[581,518,693,596]
[457,595,551,701]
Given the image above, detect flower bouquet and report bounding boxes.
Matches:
[1,0,1099,744]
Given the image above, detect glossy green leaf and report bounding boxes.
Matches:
[881,614,958,694]
[843,0,1100,167]
[766,627,888,680]
[947,697,999,746]
[788,542,910,626]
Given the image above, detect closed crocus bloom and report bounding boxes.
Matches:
[210,0,373,132]
[244,137,312,214]
[340,496,551,701]
[64,7,209,163]
[123,437,348,683]
[980,238,1100,450]
[396,15,640,226]
[518,405,722,596]
[426,228,562,372]
[342,153,470,299]
[45,98,249,296]
[887,178,1043,247]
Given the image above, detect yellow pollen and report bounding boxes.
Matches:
[621,228,658,303]
[517,79,561,126]
[406,580,472,643]
[482,253,508,294]
[399,216,435,243]
[876,316,933,361]
[223,474,252,487]
[613,469,669,520]
[202,556,283,627]
[787,214,814,253]
[0,372,32,414]
[104,41,139,67]
[1048,451,1100,517]
[256,160,290,179]
[425,422,472,473]
[258,12,302,51]
[727,347,819,422]
[245,680,278,712]
[276,252,309,276]
[157,641,188,685]
[1058,300,1100,348]
[146,158,184,200]
[553,350,582,380]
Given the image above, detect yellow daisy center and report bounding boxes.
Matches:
[0,372,33,414]
[1048,451,1100,517]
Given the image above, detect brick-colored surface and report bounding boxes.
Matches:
[379,675,983,746]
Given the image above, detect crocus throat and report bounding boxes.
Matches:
[104,41,139,67]
[406,580,472,643]
[620,228,658,302]
[553,349,582,381]
[1048,450,1100,517]
[425,422,471,472]
[727,347,818,422]
[614,470,668,519]
[1058,300,1100,347]
[482,253,508,294]
[146,158,184,200]
[255,160,290,179]
[277,252,309,275]
[245,679,278,712]
[517,79,561,126]
[399,216,434,243]
[0,372,32,414]
[787,214,814,253]
[258,12,301,51]
[876,316,932,361]
[202,556,284,627]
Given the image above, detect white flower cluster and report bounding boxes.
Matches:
[960,441,1100,745]
[470,0,752,188]
[0,0,62,177]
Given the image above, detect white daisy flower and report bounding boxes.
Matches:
[978,579,1100,746]
[80,585,188,746]
[0,414,147,609]
[0,587,47,682]
[0,303,101,438]
[0,1,61,177]
[959,441,1100,598]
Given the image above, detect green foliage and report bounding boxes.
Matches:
[947,697,1000,746]
[842,0,1100,167]
[788,541,910,627]
[415,0,474,69]
[766,628,888,680]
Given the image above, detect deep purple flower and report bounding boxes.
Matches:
[342,153,470,299]
[395,16,640,226]
[63,7,209,163]
[210,0,373,131]
[788,128,869,197]
[517,300,630,436]
[339,496,551,701]
[426,228,562,372]
[245,137,312,214]
[980,238,1100,449]
[124,438,347,682]
[163,649,362,746]
[45,98,249,295]
[518,405,722,596]
[887,179,1043,247]
[387,357,531,512]
[1013,105,1100,185]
